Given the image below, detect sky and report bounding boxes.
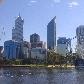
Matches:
[0,0,84,51]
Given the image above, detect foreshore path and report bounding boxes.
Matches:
[0,65,75,68]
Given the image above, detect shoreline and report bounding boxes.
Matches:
[0,65,75,69]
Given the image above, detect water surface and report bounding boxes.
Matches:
[0,67,84,84]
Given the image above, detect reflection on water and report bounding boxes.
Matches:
[0,67,84,84]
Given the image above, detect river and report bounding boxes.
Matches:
[0,67,84,84]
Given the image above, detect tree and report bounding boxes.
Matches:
[47,50,64,65]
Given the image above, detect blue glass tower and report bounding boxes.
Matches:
[4,40,22,60]
[47,16,56,50]
[30,33,40,43]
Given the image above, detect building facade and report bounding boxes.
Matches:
[0,46,3,60]
[47,16,56,50]
[76,25,84,59]
[4,40,22,60]
[30,33,40,43]
[31,41,43,48]
[30,33,44,48]
[21,41,31,59]
[31,48,47,61]
[12,14,24,42]
[57,37,71,56]
[0,46,3,54]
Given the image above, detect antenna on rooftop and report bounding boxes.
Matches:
[18,12,20,17]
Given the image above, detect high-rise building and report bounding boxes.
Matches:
[31,41,43,48]
[4,40,22,59]
[30,33,44,48]
[76,25,84,59]
[12,14,24,42]
[0,46,3,54]
[76,25,84,44]
[47,16,56,50]
[57,37,71,56]
[0,46,3,60]
[30,33,40,43]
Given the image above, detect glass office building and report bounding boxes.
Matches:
[47,16,56,50]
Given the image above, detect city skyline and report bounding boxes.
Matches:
[1,1,84,84]
[0,0,84,50]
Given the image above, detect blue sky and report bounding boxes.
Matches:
[0,0,84,51]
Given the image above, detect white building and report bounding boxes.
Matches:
[57,37,71,56]
[31,48,47,60]
[12,14,24,42]
[76,25,84,59]
[0,46,3,60]
[21,41,31,59]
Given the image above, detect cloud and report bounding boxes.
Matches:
[51,0,61,7]
[27,0,37,7]
[30,0,37,3]
[53,0,61,3]
[68,1,79,7]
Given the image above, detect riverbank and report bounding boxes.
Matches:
[0,64,75,69]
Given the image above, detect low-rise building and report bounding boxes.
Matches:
[21,41,31,59]
[31,48,47,62]
[31,41,44,48]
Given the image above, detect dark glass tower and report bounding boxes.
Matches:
[30,33,43,48]
[47,16,56,50]
[30,33,40,43]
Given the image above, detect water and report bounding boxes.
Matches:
[0,67,84,84]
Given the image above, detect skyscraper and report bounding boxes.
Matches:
[76,25,84,59]
[30,33,40,43]
[76,25,84,44]
[12,14,24,42]
[47,16,56,50]
[57,37,71,56]
[30,33,44,48]
[4,40,22,59]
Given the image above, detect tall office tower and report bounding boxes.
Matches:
[76,25,84,59]
[30,33,40,43]
[4,40,22,59]
[12,14,24,42]
[57,37,71,56]
[47,16,56,50]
